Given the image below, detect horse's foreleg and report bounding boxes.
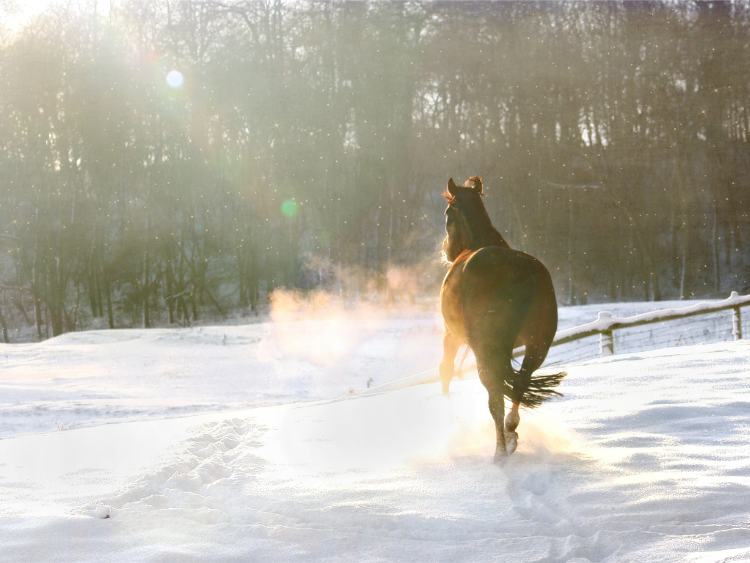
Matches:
[439,331,463,396]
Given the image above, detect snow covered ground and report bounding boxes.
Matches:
[3,299,750,562]
[0,299,722,438]
[0,317,444,438]
[2,339,750,561]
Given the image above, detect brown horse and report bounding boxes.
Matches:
[440,176,565,462]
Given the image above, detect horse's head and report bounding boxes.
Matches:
[442,176,485,262]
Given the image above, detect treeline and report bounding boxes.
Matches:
[1,1,749,341]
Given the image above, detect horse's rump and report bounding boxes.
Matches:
[460,247,542,342]
[460,247,563,407]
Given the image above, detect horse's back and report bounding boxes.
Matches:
[462,246,550,298]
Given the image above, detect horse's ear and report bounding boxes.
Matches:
[467,176,483,195]
[447,177,459,196]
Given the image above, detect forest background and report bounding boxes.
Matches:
[0,0,748,341]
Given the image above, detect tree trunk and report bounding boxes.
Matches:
[0,303,9,343]
[143,250,151,329]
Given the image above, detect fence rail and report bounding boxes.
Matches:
[525,290,749,360]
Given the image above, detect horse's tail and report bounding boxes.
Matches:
[505,363,566,409]
[471,340,565,409]
[509,263,566,409]
[506,306,566,409]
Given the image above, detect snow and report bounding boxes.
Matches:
[0,318,442,438]
[0,299,724,438]
[2,299,750,561]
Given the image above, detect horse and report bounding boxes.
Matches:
[440,176,565,462]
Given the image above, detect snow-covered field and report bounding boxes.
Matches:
[0,316,445,438]
[0,299,721,438]
[3,299,750,561]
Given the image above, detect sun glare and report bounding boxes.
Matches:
[281,199,298,217]
[165,70,184,89]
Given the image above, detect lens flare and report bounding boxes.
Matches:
[166,70,184,89]
[281,199,298,217]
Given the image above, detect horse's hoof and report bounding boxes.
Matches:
[493,451,508,465]
[505,410,520,433]
[505,431,518,455]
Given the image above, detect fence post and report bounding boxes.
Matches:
[730,291,742,340]
[598,311,614,357]
[733,308,742,340]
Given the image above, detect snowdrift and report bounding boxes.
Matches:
[2,339,750,562]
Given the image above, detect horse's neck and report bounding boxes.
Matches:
[483,227,511,249]
[464,214,511,250]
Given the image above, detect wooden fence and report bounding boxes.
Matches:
[532,291,749,360]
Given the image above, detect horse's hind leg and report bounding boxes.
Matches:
[505,406,520,432]
[439,331,463,396]
[489,387,509,462]
[504,405,520,455]
[475,351,510,462]
[504,334,552,449]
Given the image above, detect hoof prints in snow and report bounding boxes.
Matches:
[105,418,260,525]
[84,389,630,562]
